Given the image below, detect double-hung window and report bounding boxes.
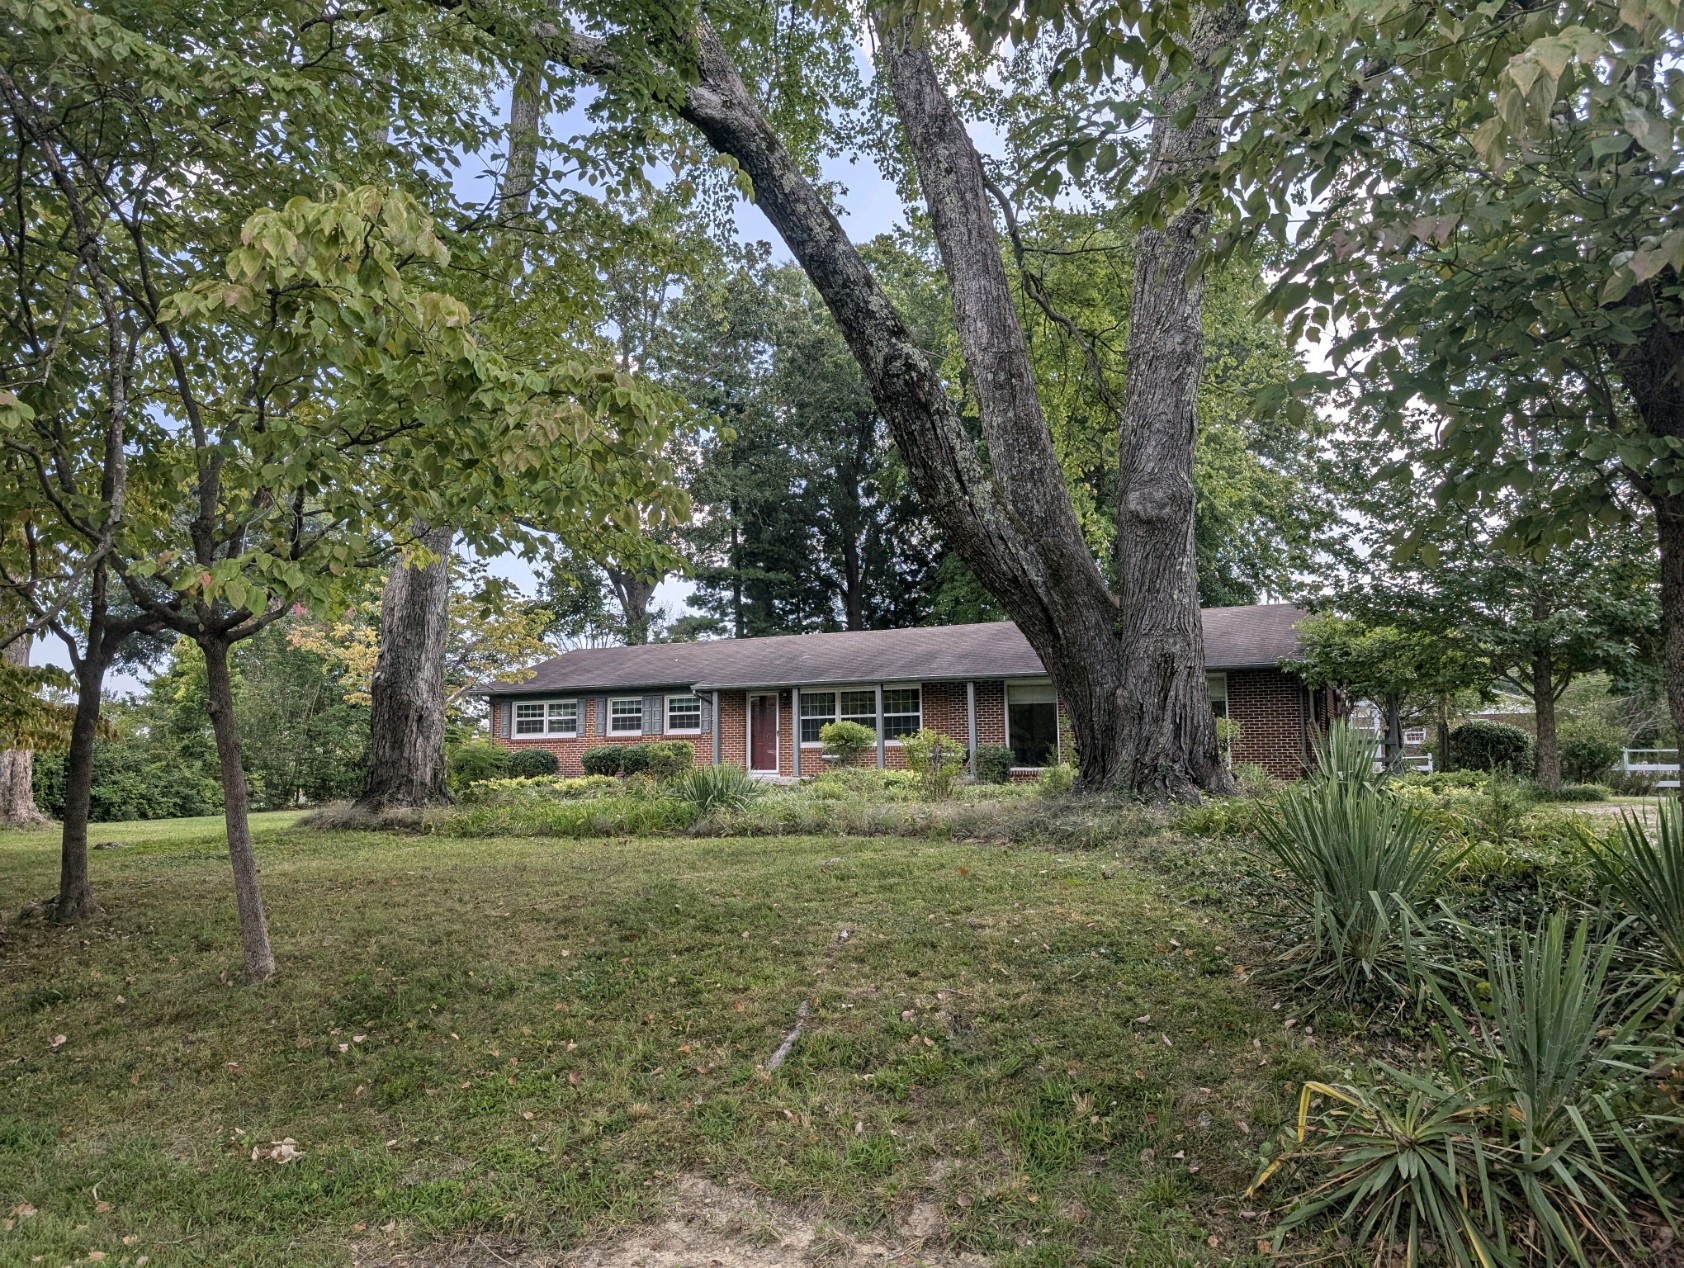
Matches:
[608,698,644,735]
[799,688,884,743]
[881,687,922,739]
[514,700,577,737]
[666,695,702,733]
[799,691,837,744]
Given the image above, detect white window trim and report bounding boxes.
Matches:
[796,682,920,746]
[665,693,703,735]
[879,685,922,744]
[1004,678,1061,769]
[607,696,645,735]
[510,698,579,740]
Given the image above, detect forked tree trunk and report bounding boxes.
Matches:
[0,632,47,827]
[1533,651,1562,791]
[555,16,1235,796]
[606,567,658,645]
[202,635,276,981]
[357,525,453,811]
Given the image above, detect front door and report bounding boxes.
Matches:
[749,694,778,772]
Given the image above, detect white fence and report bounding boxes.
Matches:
[1622,749,1680,789]
[1372,753,1434,775]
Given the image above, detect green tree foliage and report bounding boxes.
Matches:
[1004,210,1334,605]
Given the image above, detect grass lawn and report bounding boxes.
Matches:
[1,813,1321,1267]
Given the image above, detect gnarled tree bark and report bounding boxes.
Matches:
[355,525,454,811]
[552,15,1235,796]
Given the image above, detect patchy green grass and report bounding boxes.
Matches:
[1,814,1320,1267]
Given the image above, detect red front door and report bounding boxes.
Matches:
[749,694,778,772]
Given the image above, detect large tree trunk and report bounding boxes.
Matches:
[0,632,47,827]
[357,525,453,811]
[1620,301,1684,745]
[53,640,106,922]
[1114,3,1243,794]
[202,636,276,981]
[1533,651,1562,791]
[606,567,658,645]
[558,21,1233,795]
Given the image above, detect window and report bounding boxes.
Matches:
[841,689,877,731]
[1007,682,1058,767]
[608,698,643,734]
[514,700,576,737]
[667,695,702,733]
[800,691,836,744]
[1207,673,1229,720]
[882,687,922,739]
[800,688,882,743]
[1403,727,1427,746]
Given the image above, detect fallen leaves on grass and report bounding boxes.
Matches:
[251,1138,305,1164]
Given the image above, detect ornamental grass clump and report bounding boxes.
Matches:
[671,763,763,816]
[1255,914,1672,1267]
[1253,724,1462,1002]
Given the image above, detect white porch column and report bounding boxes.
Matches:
[875,683,885,770]
[966,680,977,773]
[791,687,801,778]
[712,691,721,766]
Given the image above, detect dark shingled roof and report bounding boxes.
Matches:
[482,604,1305,696]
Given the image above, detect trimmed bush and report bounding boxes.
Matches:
[1531,782,1609,803]
[972,744,1014,785]
[505,748,560,779]
[448,740,508,789]
[902,728,965,799]
[1560,732,1621,784]
[1448,720,1534,775]
[820,719,876,765]
[581,745,624,777]
[618,744,651,776]
[641,740,695,780]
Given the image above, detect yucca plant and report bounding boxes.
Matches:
[1258,914,1673,1266]
[1589,798,1684,977]
[1253,770,1463,1001]
[1309,719,1388,796]
[671,763,763,816]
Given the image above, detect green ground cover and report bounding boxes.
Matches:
[0,812,1313,1267]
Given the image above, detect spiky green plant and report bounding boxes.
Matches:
[1589,798,1684,976]
[671,763,763,816]
[1258,914,1673,1267]
[1309,719,1387,796]
[1253,771,1462,1000]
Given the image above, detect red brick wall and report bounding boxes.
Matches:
[492,670,1313,781]
[1226,668,1308,780]
[488,691,745,777]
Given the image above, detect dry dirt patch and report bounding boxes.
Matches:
[353,1175,987,1268]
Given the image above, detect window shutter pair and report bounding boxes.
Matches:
[642,694,664,735]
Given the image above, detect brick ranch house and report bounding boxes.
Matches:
[479,603,1319,780]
